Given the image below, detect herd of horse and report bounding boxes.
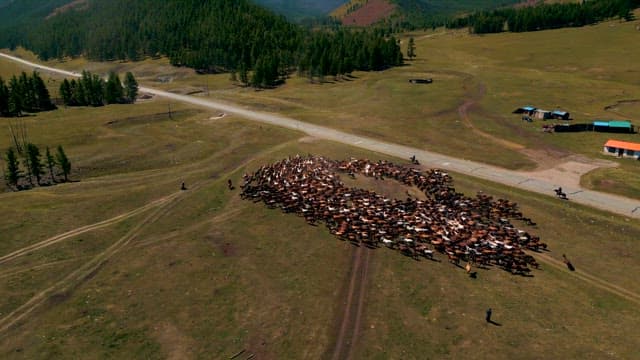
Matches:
[240,155,547,275]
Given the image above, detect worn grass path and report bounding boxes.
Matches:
[0,181,202,334]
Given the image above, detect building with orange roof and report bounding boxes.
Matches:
[603,140,640,159]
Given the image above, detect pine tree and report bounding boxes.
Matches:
[4,147,21,189]
[105,71,124,104]
[407,37,416,60]
[60,79,72,106]
[123,72,138,103]
[45,146,56,183]
[72,79,87,106]
[32,71,55,111]
[251,58,264,88]
[26,143,44,185]
[239,63,248,86]
[0,77,9,116]
[90,73,105,106]
[20,72,36,112]
[56,145,71,182]
[22,146,33,187]
[8,75,23,116]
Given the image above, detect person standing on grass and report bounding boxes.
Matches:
[486,308,492,323]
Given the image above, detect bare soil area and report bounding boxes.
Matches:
[342,0,396,26]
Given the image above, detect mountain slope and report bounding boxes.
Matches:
[332,0,523,26]
[2,0,403,88]
[0,0,74,48]
[252,0,346,19]
[338,0,398,26]
[0,0,73,25]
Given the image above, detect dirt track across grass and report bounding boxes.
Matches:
[533,251,640,306]
[330,245,372,360]
[0,193,179,265]
[0,181,204,334]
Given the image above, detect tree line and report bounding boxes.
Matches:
[0,71,56,117]
[59,71,138,107]
[3,121,71,191]
[2,0,403,88]
[447,0,640,34]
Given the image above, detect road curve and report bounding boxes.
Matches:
[2,51,639,218]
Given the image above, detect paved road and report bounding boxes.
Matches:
[2,52,639,218]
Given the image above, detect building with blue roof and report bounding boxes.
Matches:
[513,106,536,114]
[551,110,570,120]
[592,120,634,133]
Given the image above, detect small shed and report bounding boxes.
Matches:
[534,109,552,120]
[409,78,432,84]
[513,106,536,114]
[551,110,570,120]
[593,120,634,133]
[603,140,640,159]
[609,121,634,132]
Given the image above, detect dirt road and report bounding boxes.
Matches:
[1,52,638,218]
[330,244,372,360]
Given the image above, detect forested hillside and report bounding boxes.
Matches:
[253,0,346,19]
[0,0,73,49]
[332,0,523,29]
[447,0,639,34]
[0,0,402,88]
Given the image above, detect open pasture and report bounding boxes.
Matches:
[135,16,640,197]
[0,86,639,359]
[3,16,640,358]
[8,15,640,198]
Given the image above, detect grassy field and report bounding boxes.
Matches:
[7,15,640,192]
[2,19,640,359]
[96,15,638,196]
[1,87,639,359]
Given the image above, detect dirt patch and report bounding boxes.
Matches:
[524,156,618,188]
[245,335,272,360]
[327,244,372,360]
[341,174,426,201]
[597,179,618,190]
[342,0,396,26]
[206,231,237,257]
[105,110,198,127]
[220,242,237,257]
[298,136,319,144]
[46,0,88,19]
[154,322,194,360]
[519,148,571,171]
[47,291,71,306]
[604,99,640,118]
[457,83,525,151]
